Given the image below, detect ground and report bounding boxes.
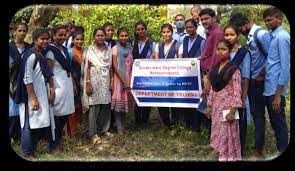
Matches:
[11,107,290,162]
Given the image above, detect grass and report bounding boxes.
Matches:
[11,104,291,162]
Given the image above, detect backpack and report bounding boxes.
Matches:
[9,46,39,103]
[253,27,268,58]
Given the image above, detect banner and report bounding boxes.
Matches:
[131,58,203,108]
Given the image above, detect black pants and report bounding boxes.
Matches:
[134,105,151,126]
[238,108,247,156]
[49,115,69,151]
[158,107,171,127]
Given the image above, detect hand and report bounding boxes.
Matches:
[272,95,281,113]
[204,107,212,119]
[86,82,93,96]
[48,88,55,105]
[31,97,39,111]
[201,86,210,98]
[226,109,236,123]
[123,80,130,89]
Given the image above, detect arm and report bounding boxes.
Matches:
[48,77,55,105]
[272,34,290,113]
[85,60,93,96]
[241,52,251,108]
[24,54,39,111]
[227,70,242,122]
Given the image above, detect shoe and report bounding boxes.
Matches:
[91,135,102,144]
[104,132,114,137]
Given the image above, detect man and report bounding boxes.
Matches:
[172,14,188,44]
[229,12,272,157]
[191,5,206,39]
[262,7,289,154]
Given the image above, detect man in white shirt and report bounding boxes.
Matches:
[191,5,206,39]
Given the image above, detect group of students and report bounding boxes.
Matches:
[9,6,289,161]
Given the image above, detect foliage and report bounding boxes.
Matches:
[50,5,168,46]
[9,6,34,41]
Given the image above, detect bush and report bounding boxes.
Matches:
[50,5,168,46]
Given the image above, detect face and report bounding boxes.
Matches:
[73,34,84,48]
[15,25,27,40]
[53,28,67,45]
[118,31,129,45]
[216,42,230,59]
[200,14,215,29]
[239,25,249,36]
[264,16,281,30]
[34,33,49,49]
[136,24,147,38]
[175,16,185,23]
[105,25,114,39]
[191,11,200,21]
[94,30,105,45]
[185,22,197,36]
[161,27,172,41]
[224,27,239,45]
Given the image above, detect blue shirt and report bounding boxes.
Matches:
[263,26,290,97]
[230,46,251,80]
[247,24,271,79]
[9,96,19,116]
[172,31,188,44]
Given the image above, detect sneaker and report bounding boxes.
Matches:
[91,135,102,144]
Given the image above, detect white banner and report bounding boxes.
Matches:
[131,58,203,108]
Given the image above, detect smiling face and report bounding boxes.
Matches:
[185,21,197,36]
[53,28,67,46]
[73,34,84,48]
[34,33,49,50]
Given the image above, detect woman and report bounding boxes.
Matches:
[81,27,113,144]
[45,25,75,151]
[111,28,135,134]
[9,22,32,144]
[154,23,181,127]
[63,30,84,137]
[224,25,251,157]
[178,19,206,132]
[19,29,55,159]
[205,39,242,161]
[132,21,157,127]
[103,22,117,48]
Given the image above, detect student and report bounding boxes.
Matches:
[229,12,271,157]
[263,7,289,154]
[205,39,242,161]
[178,19,205,131]
[18,29,55,159]
[9,22,32,144]
[172,14,188,44]
[132,21,157,127]
[190,5,206,39]
[154,23,181,127]
[199,8,224,76]
[45,25,75,151]
[224,24,251,156]
[81,27,113,143]
[103,22,117,48]
[111,28,135,134]
[63,30,84,137]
